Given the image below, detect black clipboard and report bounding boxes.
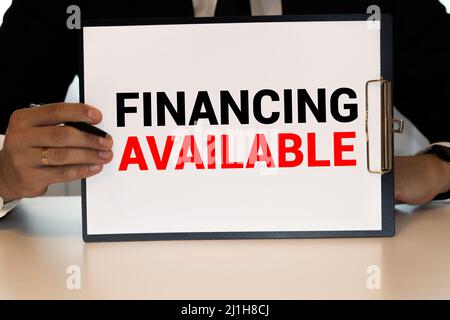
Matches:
[80,14,395,242]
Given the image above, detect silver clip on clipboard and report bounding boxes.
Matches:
[365,78,404,174]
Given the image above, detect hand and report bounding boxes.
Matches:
[394,154,450,205]
[0,103,113,202]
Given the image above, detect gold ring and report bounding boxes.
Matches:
[41,148,49,166]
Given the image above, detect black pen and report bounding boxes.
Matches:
[64,121,109,138]
[30,103,110,138]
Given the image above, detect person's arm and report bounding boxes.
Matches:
[0,103,113,204]
[0,0,78,133]
[395,151,450,205]
[0,1,113,206]
[387,0,450,204]
[381,0,450,204]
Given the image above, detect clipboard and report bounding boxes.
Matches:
[80,14,396,242]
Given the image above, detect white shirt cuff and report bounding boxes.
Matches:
[0,134,21,217]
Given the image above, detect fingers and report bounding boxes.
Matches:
[9,103,102,129]
[24,125,113,150]
[44,164,104,184]
[28,147,113,167]
[1,103,112,198]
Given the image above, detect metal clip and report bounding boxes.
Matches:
[365,78,393,174]
[393,118,404,134]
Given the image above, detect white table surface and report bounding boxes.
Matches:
[0,197,449,299]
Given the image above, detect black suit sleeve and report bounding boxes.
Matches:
[0,0,78,134]
[394,0,450,143]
